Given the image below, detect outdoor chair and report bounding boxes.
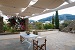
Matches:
[20,32,27,43]
[33,36,47,50]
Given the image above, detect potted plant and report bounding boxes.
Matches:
[26,31,30,35]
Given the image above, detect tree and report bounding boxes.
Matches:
[52,14,54,25]
[55,11,59,29]
[52,14,55,28]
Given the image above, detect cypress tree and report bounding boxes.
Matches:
[55,11,59,29]
[52,14,55,28]
[52,14,54,25]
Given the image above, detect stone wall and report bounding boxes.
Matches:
[0,17,3,33]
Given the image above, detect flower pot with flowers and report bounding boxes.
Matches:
[26,31,30,35]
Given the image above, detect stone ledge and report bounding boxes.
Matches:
[0,32,19,35]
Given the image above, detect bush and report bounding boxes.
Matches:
[35,22,43,29]
[3,24,7,32]
[9,28,16,33]
[44,23,54,29]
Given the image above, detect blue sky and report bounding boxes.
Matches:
[29,6,75,21]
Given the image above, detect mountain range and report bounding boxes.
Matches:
[38,14,75,22]
[29,14,75,23]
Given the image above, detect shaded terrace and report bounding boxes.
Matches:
[0,0,75,50]
[0,30,75,50]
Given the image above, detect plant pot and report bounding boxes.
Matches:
[27,33,30,35]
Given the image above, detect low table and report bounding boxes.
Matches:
[20,33,38,48]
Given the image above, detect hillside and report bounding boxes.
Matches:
[38,14,75,22]
[29,20,35,23]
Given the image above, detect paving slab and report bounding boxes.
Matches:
[0,30,75,50]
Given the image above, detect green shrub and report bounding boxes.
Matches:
[44,23,54,29]
[3,24,7,32]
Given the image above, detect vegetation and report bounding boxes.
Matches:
[3,23,8,32]
[60,20,72,28]
[29,21,54,30]
[8,16,16,27]
[52,14,54,25]
[8,16,26,31]
[59,20,73,31]
[3,17,29,33]
[62,20,72,27]
[52,14,55,28]
[44,23,54,29]
[35,22,43,30]
[28,24,33,30]
[55,11,59,29]
[3,22,16,33]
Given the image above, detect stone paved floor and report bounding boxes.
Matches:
[0,31,75,50]
[0,38,29,50]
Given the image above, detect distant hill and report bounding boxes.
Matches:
[29,20,35,23]
[38,14,75,22]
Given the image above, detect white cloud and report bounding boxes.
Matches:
[29,12,55,21]
[59,6,75,15]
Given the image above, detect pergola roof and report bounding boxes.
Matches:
[0,0,75,17]
[42,1,75,14]
[0,6,21,13]
[32,0,64,9]
[2,12,17,16]
[19,6,44,16]
[0,0,30,8]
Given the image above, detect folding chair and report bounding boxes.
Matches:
[33,36,47,50]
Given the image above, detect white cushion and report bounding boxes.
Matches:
[37,36,46,45]
[20,32,27,37]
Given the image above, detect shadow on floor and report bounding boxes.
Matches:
[0,38,33,50]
